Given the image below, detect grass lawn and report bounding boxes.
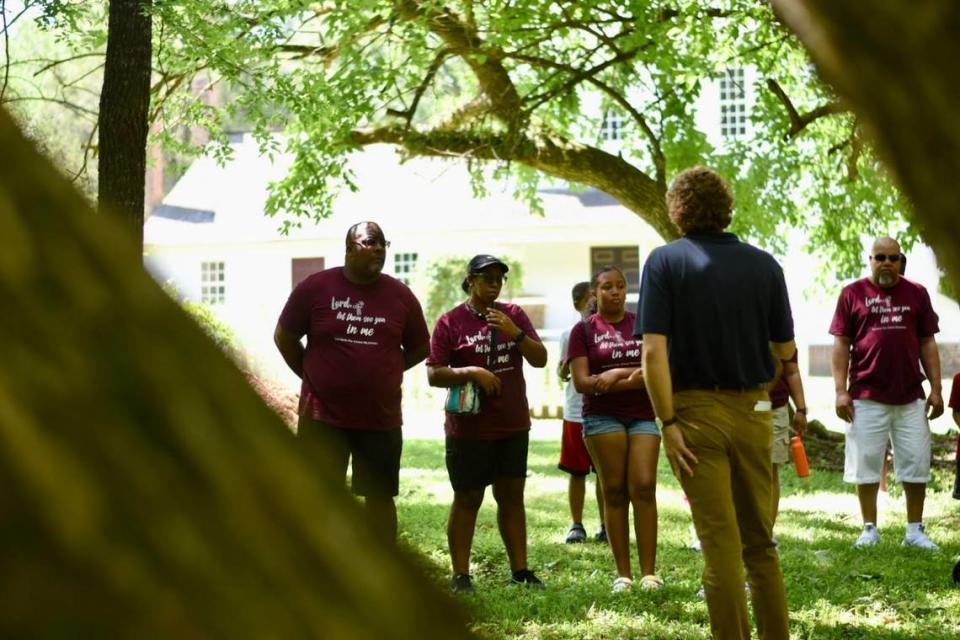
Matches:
[395,439,960,639]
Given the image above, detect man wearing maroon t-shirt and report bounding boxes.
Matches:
[274,222,430,540]
[830,237,943,550]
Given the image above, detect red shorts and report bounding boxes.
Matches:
[558,420,594,476]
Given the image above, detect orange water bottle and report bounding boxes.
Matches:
[791,436,810,478]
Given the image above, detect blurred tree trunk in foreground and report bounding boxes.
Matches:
[772,0,960,294]
[0,107,471,638]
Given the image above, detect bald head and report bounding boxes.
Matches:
[871,237,900,255]
[345,221,384,251]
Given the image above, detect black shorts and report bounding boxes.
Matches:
[297,415,402,498]
[445,431,529,492]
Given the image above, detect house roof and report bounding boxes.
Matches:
[152,204,215,223]
[143,138,657,248]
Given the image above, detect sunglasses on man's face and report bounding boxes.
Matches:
[872,253,901,263]
[354,238,391,249]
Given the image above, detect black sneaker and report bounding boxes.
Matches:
[565,523,587,544]
[595,526,608,543]
[450,573,475,594]
[510,568,546,590]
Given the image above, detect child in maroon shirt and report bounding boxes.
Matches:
[569,266,661,593]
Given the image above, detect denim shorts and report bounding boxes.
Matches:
[582,414,660,438]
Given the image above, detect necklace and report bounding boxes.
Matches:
[465,300,488,318]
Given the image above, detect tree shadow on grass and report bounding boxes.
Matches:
[399,439,960,638]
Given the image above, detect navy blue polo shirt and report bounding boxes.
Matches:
[634,232,794,391]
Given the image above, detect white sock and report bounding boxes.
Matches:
[906,522,923,535]
[863,522,876,530]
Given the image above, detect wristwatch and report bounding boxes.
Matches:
[514,330,527,344]
[795,407,808,414]
[656,415,677,430]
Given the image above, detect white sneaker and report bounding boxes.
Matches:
[688,524,702,552]
[612,576,633,593]
[854,524,880,548]
[903,525,940,550]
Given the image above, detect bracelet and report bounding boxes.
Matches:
[660,416,677,428]
[514,330,527,344]
[795,407,807,414]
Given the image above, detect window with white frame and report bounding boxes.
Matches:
[600,110,628,141]
[719,68,747,139]
[200,261,226,304]
[394,252,418,285]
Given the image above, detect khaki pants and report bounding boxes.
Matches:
[675,389,789,640]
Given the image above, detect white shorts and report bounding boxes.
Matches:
[843,398,931,484]
[771,405,790,465]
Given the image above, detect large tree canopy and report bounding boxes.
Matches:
[1,0,929,278]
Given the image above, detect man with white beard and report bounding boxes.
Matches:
[831,237,943,550]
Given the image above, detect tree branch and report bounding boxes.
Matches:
[276,43,339,62]
[347,124,676,240]
[148,71,188,125]
[1,0,10,103]
[32,52,106,77]
[394,0,522,124]
[59,62,106,90]
[766,78,843,138]
[504,50,665,187]
[2,0,35,30]
[68,120,100,184]
[436,95,492,130]
[656,7,734,21]
[521,44,644,113]
[2,95,99,117]
[386,48,450,128]
[828,129,862,181]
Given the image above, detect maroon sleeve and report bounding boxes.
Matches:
[949,373,960,410]
[401,287,430,351]
[426,313,453,367]
[828,287,852,337]
[566,321,589,361]
[277,277,313,337]
[916,286,940,337]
